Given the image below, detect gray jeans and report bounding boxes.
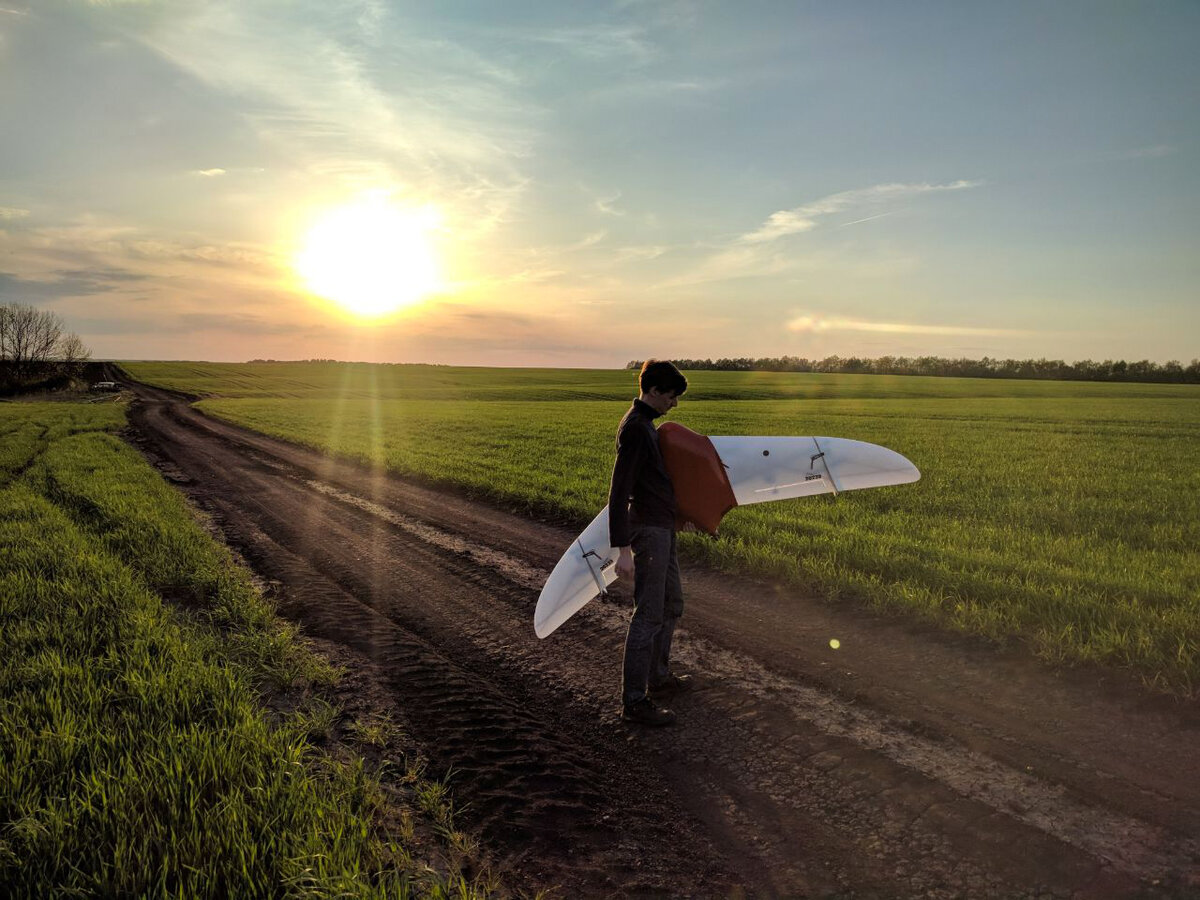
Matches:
[622,526,684,706]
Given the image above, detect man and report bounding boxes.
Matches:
[609,359,693,726]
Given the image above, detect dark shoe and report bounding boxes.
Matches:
[621,698,676,726]
[648,673,693,699]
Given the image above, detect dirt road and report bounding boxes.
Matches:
[122,378,1200,898]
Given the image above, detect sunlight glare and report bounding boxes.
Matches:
[296,197,442,318]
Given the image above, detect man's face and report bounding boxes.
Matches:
[646,387,680,415]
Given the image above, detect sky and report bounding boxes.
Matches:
[1,0,1197,367]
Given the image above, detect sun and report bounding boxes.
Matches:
[295,197,442,318]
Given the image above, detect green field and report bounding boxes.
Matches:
[125,359,1199,402]
[122,362,1200,696]
[0,400,490,897]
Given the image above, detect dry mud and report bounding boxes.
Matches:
[123,379,1200,898]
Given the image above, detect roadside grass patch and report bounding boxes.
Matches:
[120,362,1200,696]
[0,402,125,480]
[348,713,402,750]
[0,402,495,897]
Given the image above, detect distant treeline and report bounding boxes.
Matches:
[626,356,1200,384]
[1,303,91,394]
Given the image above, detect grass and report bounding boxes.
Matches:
[348,714,402,750]
[122,359,1200,402]
[120,362,1200,696]
[0,400,496,897]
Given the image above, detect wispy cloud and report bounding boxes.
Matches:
[787,313,1031,338]
[380,302,619,364]
[838,212,893,228]
[740,180,981,244]
[564,230,607,251]
[0,268,147,302]
[13,219,278,272]
[659,245,794,288]
[594,191,625,216]
[0,207,30,219]
[1119,145,1175,160]
[655,179,980,289]
[587,75,724,105]
[126,1,534,223]
[123,239,276,268]
[516,25,654,65]
[190,168,226,177]
[0,214,287,322]
[615,244,668,262]
[175,312,309,335]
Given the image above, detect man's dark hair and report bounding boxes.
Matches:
[639,359,688,396]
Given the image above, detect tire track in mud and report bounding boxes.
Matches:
[222,516,708,895]
[125,383,1200,898]
[303,480,547,592]
[305,479,1200,888]
[127,393,739,896]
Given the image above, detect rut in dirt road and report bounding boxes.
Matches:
[124,380,1200,899]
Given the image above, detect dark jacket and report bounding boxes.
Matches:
[608,399,676,546]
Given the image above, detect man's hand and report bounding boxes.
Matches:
[679,521,697,533]
[615,546,634,581]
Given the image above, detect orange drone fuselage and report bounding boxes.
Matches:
[657,421,738,536]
